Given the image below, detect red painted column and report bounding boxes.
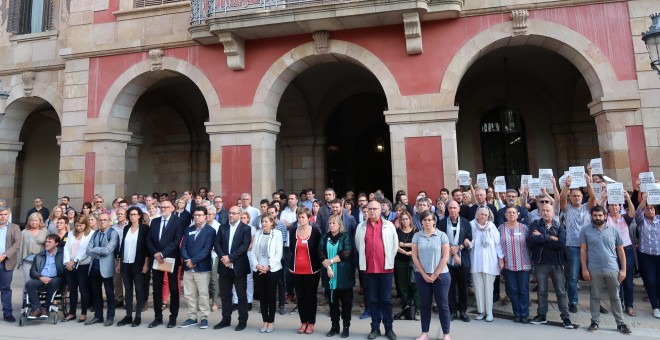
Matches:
[221,146,252,206]
[405,136,444,199]
[84,152,96,202]
[626,126,649,188]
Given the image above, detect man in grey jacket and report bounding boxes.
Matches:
[85,213,119,326]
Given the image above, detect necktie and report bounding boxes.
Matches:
[98,232,105,247]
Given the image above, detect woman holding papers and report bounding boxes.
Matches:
[635,194,660,319]
[117,207,150,327]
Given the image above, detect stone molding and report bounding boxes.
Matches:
[588,96,641,117]
[0,141,24,152]
[205,120,281,135]
[510,10,529,36]
[84,131,133,143]
[402,12,423,55]
[384,107,459,125]
[149,49,165,71]
[312,31,330,54]
[22,72,36,97]
[218,32,245,71]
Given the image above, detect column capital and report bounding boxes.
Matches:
[384,107,459,125]
[588,96,641,117]
[84,130,133,143]
[0,140,23,152]
[205,119,281,135]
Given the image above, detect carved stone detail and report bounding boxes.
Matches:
[511,10,529,36]
[402,12,422,55]
[218,32,245,71]
[149,49,164,71]
[312,31,330,54]
[22,72,36,97]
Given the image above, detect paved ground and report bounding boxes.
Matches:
[3,271,659,339]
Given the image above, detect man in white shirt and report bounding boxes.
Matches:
[239,193,260,226]
[280,193,298,228]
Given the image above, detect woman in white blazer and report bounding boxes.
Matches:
[63,215,96,322]
[249,215,283,333]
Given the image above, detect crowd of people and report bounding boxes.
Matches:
[0,172,659,339]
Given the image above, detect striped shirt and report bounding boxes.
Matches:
[498,223,532,271]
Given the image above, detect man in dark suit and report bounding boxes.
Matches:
[438,201,473,323]
[146,200,184,329]
[213,206,252,331]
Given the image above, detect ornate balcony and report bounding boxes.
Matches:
[189,0,463,43]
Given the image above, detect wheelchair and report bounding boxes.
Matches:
[18,284,68,326]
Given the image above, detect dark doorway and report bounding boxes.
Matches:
[326,93,391,198]
[480,106,529,188]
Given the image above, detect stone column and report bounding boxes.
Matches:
[589,96,642,188]
[124,135,144,196]
[206,119,280,202]
[0,141,23,210]
[279,136,325,193]
[384,107,459,194]
[84,131,131,201]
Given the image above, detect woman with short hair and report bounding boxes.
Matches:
[17,213,49,285]
[249,215,283,333]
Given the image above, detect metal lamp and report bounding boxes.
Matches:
[642,13,660,77]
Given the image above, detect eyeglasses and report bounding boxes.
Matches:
[193,214,206,217]
[367,208,380,211]
[129,213,140,216]
[161,206,173,209]
[539,201,550,204]
[228,212,240,215]
[99,219,110,222]
[95,201,103,203]
[422,218,435,222]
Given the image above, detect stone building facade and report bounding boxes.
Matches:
[0,0,657,221]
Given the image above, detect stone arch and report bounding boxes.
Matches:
[2,81,63,141]
[252,40,403,122]
[440,19,621,104]
[94,56,221,132]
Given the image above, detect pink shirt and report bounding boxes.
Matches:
[608,215,633,247]
[365,219,392,274]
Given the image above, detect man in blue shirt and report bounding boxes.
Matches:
[25,234,64,319]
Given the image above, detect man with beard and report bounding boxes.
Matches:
[580,206,631,334]
[495,189,529,227]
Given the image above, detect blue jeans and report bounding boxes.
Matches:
[618,246,636,308]
[638,251,660,309]
[415,272,451,335]
[565,246,581,304]
[0,262,13,317]
[365,272,394,331]
[502,270,530,318]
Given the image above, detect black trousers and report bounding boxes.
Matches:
[152,267,179,321]
[327,288,352,327]
[90,266,114,319]
[448,266,469,313]
[121,263,145,317]
[254,270,278,323]
[142,269,151,306]
[293,273,320,324]
[219,269,248,324]
[278,248,289,306]
[65,264,90,316]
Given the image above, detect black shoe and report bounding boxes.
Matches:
[588,322,598,332]
[214,321,231,329]
[532,285,538,292]
[84,317,103,325]
[232,304,238,311]
[513,317,520,323]
[529,315,547,325]
[3,315,16,323]
[385,329,396,340]
[148,319,163,328]
[617,323,632,334]
[450,312,458,320]
[132,317,141,327]
[520,317,529,324]
[104,318,114,327]
[367,329,381,339]
[460,312,471,322]
[431,306,438,314]
[327,326,339,337]
[562,318,574,329]
[341,327,349,338]
[115,300,125,308]
[569,303,578,313]
[248,303,253,311]
[235,322,246,331]
[599,305,608,314]
[117,316,132,326]
[167,319,176,328]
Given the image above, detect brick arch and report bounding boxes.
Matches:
[251,40,403,123]
[95,57,221,132]
[2,81,63,141]
[439,19,621,104]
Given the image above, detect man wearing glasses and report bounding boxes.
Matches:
[26,197,49,224]
[85,213,119,326]
[527,193,559,224]
[147,201,185,328]
[94,196,110,215]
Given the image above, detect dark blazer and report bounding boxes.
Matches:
[181,223,215,272]
[289,225,322,273]
[3,223,21,270]
[438,216,473,268]
[214,221,252,276]
[174,210,192,225]
[468,203,497,221]
[527,218,566,266]
[119,224,150,273]
[319,232,354,290]
[215,207,229,226]
[30,248,64,279]
[147,214,185,266]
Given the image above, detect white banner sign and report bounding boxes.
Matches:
[648,183,660,205]
[593,185,602,201]
[539,169,554,193]
[528,178,541,197]
[607,182,625,205]
[494,176,507,193]
[520,175,532,189]
[590,158,603,175]
[569,166,587,188]
[477,173,488,189]
[457,170,471,186]
[640,172,655,192]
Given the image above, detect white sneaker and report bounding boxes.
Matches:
[653,309,660,319]
[485,315,494,322]
[475,313,486,320]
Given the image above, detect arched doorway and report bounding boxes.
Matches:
[456,45,597,187]
[13,100,61,223]
[276,61,392,197]
[124,73,210,196]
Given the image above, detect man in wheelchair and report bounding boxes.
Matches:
[25,234,64,319]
